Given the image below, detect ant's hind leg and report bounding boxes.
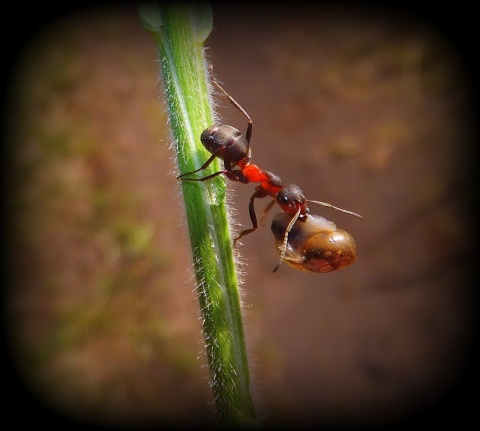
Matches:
[176,153,219,180]
[208,65,252,145]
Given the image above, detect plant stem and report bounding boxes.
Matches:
[139,4,256,426]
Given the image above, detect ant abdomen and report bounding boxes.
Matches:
[201,125,249,167]
[271,212,357,273]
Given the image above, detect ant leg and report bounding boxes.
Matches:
[233,189,267,245]
[180,169,247,183]
[178,169,228,182]
[176,152,219,180]
[208,65,252,145]
[178,144,245,183]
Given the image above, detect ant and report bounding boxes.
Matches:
[177,65,362,272]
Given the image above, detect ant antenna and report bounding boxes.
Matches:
[307,199,364,220]
[273,206,302,273]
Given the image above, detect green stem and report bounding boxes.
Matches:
[139,3,256,426]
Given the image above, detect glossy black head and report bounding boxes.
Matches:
[276,184,308,219]
[277,184,304,206]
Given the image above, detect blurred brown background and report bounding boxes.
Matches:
[3,4,476,428]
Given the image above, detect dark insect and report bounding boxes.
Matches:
[177,66,362,272]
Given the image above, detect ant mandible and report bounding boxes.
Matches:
[177,65,362,272]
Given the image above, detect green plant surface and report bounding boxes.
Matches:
[139,4,256,426]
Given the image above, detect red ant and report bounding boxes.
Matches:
[177,66,362,272]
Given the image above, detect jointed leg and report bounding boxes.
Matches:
[176,152,220,180]
[208,65,253,145]
[233,189,269,245]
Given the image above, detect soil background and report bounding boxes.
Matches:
[3,4,477,429]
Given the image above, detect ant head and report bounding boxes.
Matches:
[276,184,308,217]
